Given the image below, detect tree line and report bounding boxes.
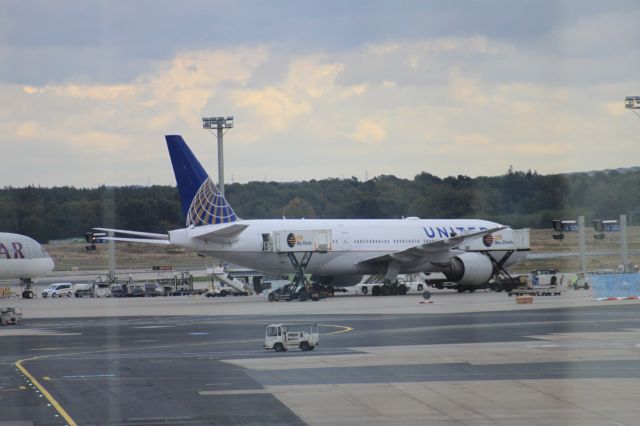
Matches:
[1,168,638,242]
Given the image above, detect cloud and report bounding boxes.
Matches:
[603,100,627,117]
[144,48,269,123]
[1,19,639,186]
[4,47,270,143]
[450,70,488,106]
[229,56,368,138]
[351,118,386,144]
[44,84,137,100]
[15,121,40,139]
[231,86,312,132]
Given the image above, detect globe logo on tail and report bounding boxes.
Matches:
[186,177,237,226]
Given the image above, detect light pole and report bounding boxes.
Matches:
[551,218,586,273]
[202,116,234,197]
[593,216,630,272]
[625,96,640,118]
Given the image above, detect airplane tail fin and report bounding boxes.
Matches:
[165,135,238,226]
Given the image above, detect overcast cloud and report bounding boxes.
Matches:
[1,1,639,187]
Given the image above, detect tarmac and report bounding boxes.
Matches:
[1,289,640,425]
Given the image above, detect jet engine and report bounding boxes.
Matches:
[443,252,494,285]
[313,274,364,287]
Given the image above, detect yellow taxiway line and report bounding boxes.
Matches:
[15,357,78,426]
[10,322,351,426]
[320,324,353,335]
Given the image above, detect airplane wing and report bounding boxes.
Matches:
[358,226,506,265]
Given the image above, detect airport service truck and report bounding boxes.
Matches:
[264,323,319,352]
[0,307,22,325]
[507,269,563,297]
[356,275,424,295]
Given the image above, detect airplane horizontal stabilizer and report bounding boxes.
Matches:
[358,226,506,265]
[93,228,169,240]
[99,237,171,245]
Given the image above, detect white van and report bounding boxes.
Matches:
[41,283,74,298]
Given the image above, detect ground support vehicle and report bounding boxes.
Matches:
[268,283,308,301]
[571,272,590,290]
[423,275,526,293]
[157,278,176,296]
[424,276,490,293]
[423,275,524,293]
[156,272,203,296]
[205,269,251,297]
[109,283,130,297]
[171,272,196,295]
[0,307,22,325]
[530,269,562,287]
[498,270,562,295]
[504,269,563,296]
[204,283,249,297]
[358,275,423,296]
[111,282,165,297]
[134,282,164,297]
[508,285,562,297]
[267,282,335,302]
[260,279,289,295]
[490,275,528,293]
[41,283,74,298]
[74,282,112,298]
[308,283,341,300]
[74,283,95,298]
[371,281,408,296]
[264,323,319,352]
[508,281,562,297]
[424,277,458,290]
[265,232,334,302]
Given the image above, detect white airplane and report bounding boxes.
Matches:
[97,135,528,294]
[0,232,55,298]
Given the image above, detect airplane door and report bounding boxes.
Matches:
[340,232,351,251]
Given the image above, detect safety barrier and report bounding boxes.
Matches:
[589,273,640,300]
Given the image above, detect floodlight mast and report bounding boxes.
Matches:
[202,116,234,196]
[625,96,640,118]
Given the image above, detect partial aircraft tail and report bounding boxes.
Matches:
[165,135,238,226]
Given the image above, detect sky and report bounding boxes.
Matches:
[1,0,639,187]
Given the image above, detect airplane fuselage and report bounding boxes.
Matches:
[169,218,527,276]
[0,233,55,280]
